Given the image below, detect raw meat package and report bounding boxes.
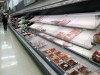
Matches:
[32,40,47,48]
[56,28,81,41]
[16,28,22,33]
[43,34,55,41]
[24,34,36,39]
[34,26,46,32]
[66,59,78,67]
[31,15,64,24]
[63,42,73,47]
[42,48,90,74]
[59,62,71,71]
[67,69,79,75]
[92,50,100,63]
[94,32,100,43]
[29,16,43,22]
[75,64,90,75]
[55,19,71,26]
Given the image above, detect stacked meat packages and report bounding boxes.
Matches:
[42,48,90,75]
[56,28,81,41]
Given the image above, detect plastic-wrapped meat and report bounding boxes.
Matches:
[56,32,66,39]
[30,16,43,22]
[67,59,78,67]
[60,54,71,60]
[68,69,79,75]
[92,51,100,63]
[22,32,29,36]
[59,62,71,71]
[48,53,55,59]
[25,34,36,39]
[64,28,81,41]
[32,40,47,48]
[49,48,56,53]
[18,21,23,24]
[16,28,22,33]
[54,51,62,56]
[57,19,71,26]
[63,42,73,47]
[53,57,62,64]
[94,33,100,43]
[35,26,46,32]
[43,50,51,55]
[76,65,90,75]
[43,34,55,41]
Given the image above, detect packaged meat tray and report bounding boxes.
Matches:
[32,40,48,48]
[56,28,81,41]
[42,48,91,74]
[92,50,100,63]
[59,62,71,71]
[66,59,78,67]
[74,64,90,75]
[29,16,43,22]
[49,48,57,53]
[67,69,80,75]
[25,34,36,39]
[43,34,55,41]
[56,19,71,26]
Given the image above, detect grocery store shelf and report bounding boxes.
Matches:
[36,32,100,67]
[29,28,100,66]
[29,23,95,49]
[26,26,100,69]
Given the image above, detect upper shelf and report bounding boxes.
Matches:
[29,14,100,29]
[11,0,100,16]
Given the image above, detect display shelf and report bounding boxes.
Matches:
[31,32,100,72]
[27,26,100,69]
[37,31,100,60]
[36,32,100,67]
[38,33,91,57]
[29,23,96,49]
[30,14,100,29]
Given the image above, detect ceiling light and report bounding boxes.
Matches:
[0,1,4,3]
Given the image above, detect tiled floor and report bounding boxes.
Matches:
[0,24,43,75]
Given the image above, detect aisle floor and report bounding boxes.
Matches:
[0,24,43,75]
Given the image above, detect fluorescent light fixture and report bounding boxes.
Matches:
[0,1,4,3]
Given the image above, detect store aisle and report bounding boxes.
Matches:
[0,24,43,75]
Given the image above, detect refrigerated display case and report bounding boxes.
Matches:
[9,0,100,75]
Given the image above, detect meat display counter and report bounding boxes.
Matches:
[9,13,100,75]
